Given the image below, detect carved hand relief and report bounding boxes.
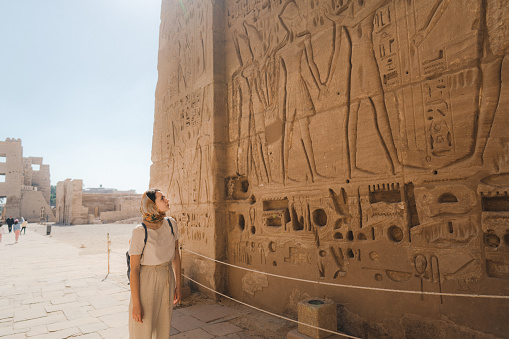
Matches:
[151,0,509,333]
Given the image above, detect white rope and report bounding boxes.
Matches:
[182,274,361,339]
[182,248,509,300]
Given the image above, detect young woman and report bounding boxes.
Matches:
[129,189,181,338]
[20,217,27,234]
[13,219,20,243]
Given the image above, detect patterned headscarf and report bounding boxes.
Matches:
[140,189,166,223]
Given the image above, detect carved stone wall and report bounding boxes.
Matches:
[150,0,227,294]
[151,0,509,337]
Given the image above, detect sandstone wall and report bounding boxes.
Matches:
[151,0,227,294]
[20,190,54,222]
[151,0,509,337]
[0,139,54,222]
[0,139,23,218]
[84,193,142,223]
[56,179,89,225]
[23,157,51,206]
[56,180,142,224]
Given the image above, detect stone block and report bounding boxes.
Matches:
[297,298,336,339]
[287,329,345,339]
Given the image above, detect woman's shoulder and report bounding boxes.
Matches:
[132,224,147,235]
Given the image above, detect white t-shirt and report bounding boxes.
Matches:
[129,217,180,265]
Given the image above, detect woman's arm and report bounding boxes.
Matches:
[172,240,182,305]
[130,255,143,323]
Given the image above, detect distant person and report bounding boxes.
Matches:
[129,189,181,338]
[13,219,20,243]
[6,216,14,233]
[0,225,4,243]
[21,217,27,234]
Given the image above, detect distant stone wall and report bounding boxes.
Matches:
[97,195,142,223]
[20,190,53,222]
[56,179,88,225]
[24,157,51,205]
[0,138,55,222]
[151,1,509,337]
[56,179,142,225]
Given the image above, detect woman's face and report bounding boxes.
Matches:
[154,191,170,213]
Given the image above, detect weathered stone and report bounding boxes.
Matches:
[150,1,509,337]
[0,138,55,222]
[55,179,141,225]
[298,298,336,339]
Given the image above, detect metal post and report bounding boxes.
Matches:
[107,233,111,274]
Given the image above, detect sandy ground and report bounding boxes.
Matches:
[29,222,134,256]
[26,222,296,338]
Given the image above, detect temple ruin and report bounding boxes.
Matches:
[150,1,509,337]
[55,179,142,225]
[0,138,55,222]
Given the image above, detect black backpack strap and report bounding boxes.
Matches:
[140,222,148,257]
[166,217,174,236]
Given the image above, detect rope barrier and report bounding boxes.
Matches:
[182,248,509,300]
[182,274,361,339]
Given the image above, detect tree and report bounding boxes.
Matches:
[50,185,56,207]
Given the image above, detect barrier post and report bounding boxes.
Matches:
[107,233,111,274]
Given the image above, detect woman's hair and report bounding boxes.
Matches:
[145,189,160,203]
[140,189,166,223]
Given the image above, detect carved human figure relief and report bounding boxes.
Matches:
[323,0,401,178]
[241,22,273,185]
[278,0,326,184]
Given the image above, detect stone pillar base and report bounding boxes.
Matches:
[297,298,337,339]
[287,329,345,339]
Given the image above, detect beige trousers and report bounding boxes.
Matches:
[129,262,175,338]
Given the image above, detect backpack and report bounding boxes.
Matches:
[126,217,174,282]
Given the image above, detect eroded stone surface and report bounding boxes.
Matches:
[0,138,55,222]
[150,1,509,337]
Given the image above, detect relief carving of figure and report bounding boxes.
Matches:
[278,0,327,184]
[324,0,401,177]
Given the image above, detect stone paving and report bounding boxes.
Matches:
[0,227,293,338]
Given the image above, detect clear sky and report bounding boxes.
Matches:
[0,0,162,193]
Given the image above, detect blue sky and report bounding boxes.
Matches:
[0,0,162,193]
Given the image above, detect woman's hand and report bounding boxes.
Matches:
[132,303,143,323]
[173,285,182,305]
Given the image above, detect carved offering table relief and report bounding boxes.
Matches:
[151,0,509,337]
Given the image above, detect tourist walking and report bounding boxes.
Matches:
[21,217,27,234]
[6,216,14,233]
[129,189,181,338]
[13,219,20,243]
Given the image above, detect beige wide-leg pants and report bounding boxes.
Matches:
[129,262,175,338]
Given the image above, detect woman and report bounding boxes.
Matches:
[20,217,27,234]
[129,189,181,338]
[13,219,21,243]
